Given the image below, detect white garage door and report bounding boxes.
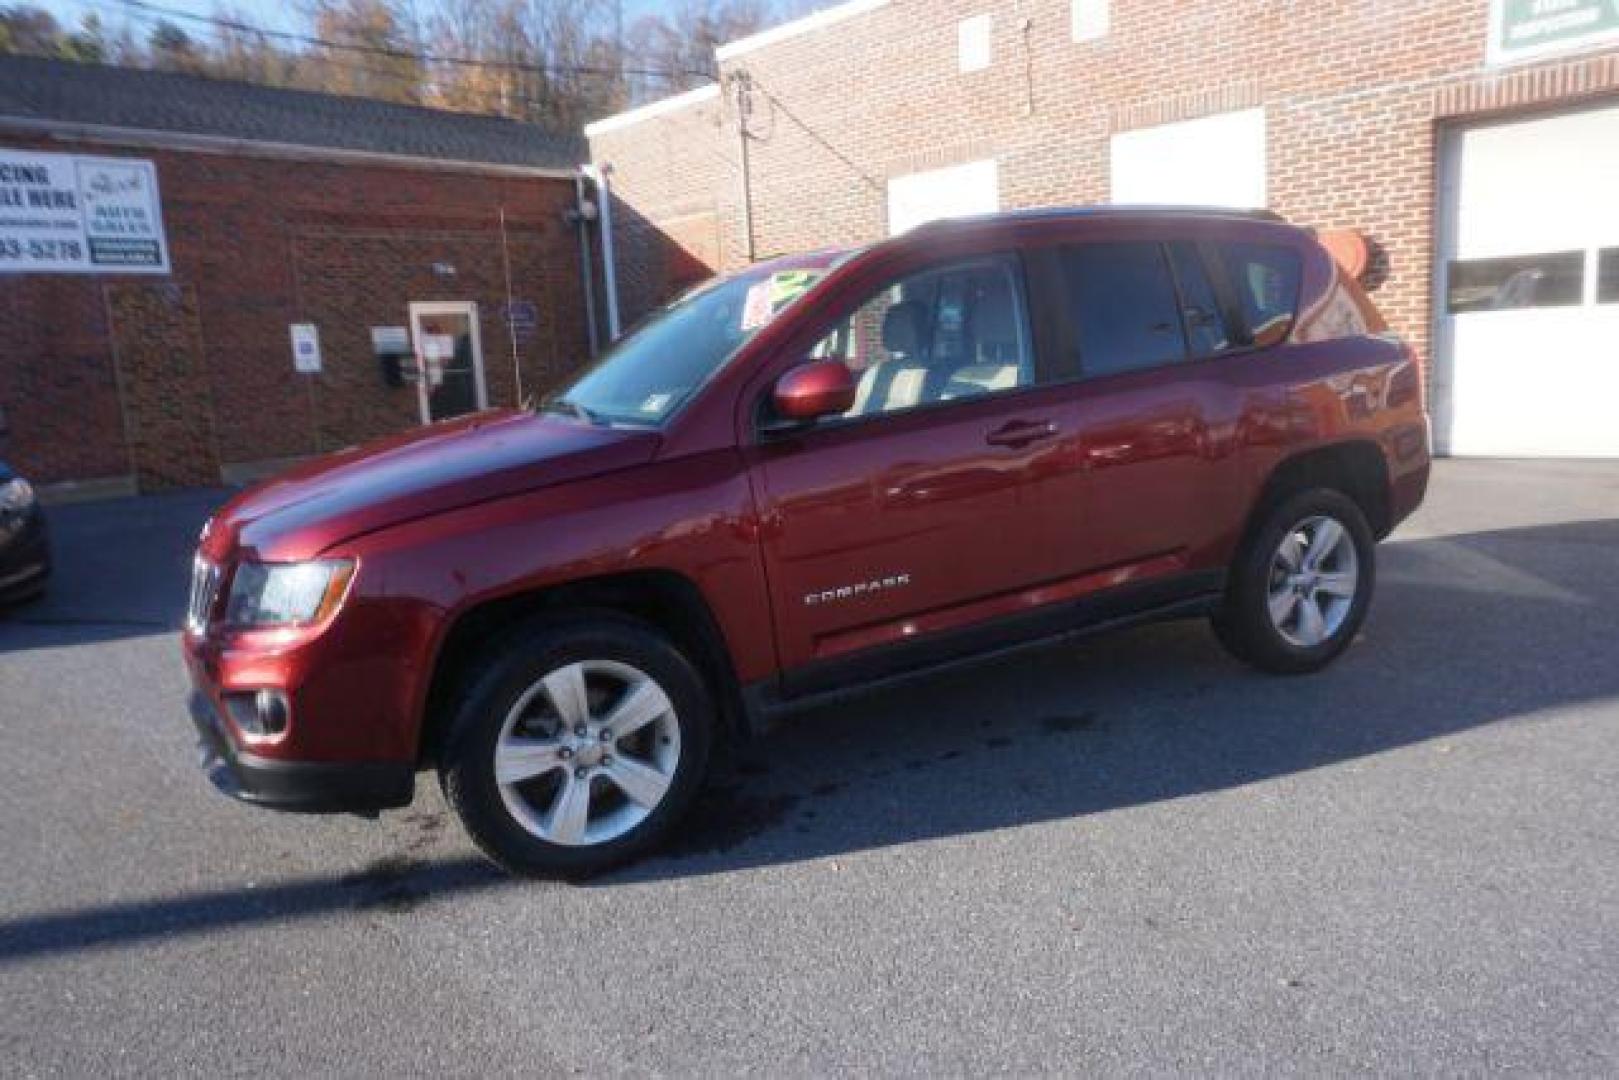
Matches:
[1110,108,1267,209]
[886,159,999,236]
[1436,104,1619,457]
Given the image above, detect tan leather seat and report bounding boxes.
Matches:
[851,300,933,415]
[942,272,1026,399]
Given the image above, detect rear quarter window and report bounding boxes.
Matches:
[1220,242,1303,346]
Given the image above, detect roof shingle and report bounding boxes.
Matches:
[0,55,583,170]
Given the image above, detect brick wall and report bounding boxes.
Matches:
[0,272,126,482]
[589,0,1619,371]
[590,87,734,323]
[0,135,590,489]
[105,282,218,489]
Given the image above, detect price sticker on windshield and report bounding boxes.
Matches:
[740,270,822,331]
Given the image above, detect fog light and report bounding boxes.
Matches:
[224,689,290,738]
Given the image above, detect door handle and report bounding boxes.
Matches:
[986,419,1059,449]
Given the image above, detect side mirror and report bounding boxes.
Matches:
[772,360,857,424]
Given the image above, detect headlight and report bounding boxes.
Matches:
[224,559,355,627]
[0,477,35,513]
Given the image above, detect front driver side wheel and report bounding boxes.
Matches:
[439,613,714,878]
[1212,488,1376,675]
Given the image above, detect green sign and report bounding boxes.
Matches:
[1493,0,1619,62]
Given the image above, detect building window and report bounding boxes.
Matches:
[1599,248,1619,304]
[1073,0,1109,42]
[959,14,992,73]
[1446,252,1584,313]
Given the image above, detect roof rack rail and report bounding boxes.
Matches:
[913,204,1289,231]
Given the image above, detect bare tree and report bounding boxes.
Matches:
[303,0,425,103]
[147,19,208,73]
[0,0,819,128]
[0,4,61,55]
[211,6,302,86]
[625,0,773,97]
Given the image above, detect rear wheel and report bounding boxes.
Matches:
[439,614,713,878]
[1213,488,1375,674]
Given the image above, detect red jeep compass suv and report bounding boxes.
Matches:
[184,207,1430,876]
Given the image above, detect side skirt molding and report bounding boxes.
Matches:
[740,571,1224,732]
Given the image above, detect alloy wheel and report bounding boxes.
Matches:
[493,659,681,847]
[1266,513,1359,649]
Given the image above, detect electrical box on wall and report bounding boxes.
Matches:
[371,326,415,387]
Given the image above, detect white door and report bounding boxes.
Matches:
[409,301,488,424]
[1435,104,1619,457]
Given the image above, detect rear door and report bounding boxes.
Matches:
[1033,232,1252,583]
[750,253,1080,690]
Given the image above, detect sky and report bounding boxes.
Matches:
[39,1,681,40]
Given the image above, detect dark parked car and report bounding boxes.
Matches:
[184,206,1430,876]
[0,460,49,605]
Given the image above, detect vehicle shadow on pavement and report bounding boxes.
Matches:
[0,857,507,964]
[0,517,1613,958]
[610,516,1619,882]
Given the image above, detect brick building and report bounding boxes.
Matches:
[0,55,595,494]
[588,0,1619,458]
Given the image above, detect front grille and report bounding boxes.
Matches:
[187,557,222,634]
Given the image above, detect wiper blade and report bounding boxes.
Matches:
[543,398,606,425]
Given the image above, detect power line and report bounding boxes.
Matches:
[106,0,707,81]
[85,0,684,120]
[85,0,443,94]
[744,75,884,193]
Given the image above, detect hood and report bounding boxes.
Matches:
[201,410,660,563]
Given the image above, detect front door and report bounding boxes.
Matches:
[409,302,487,423]
[751,254,1072,691]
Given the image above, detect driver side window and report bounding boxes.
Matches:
[811,256,1033,419]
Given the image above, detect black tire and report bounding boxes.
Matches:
[1212,487,1376,675]
[438,612,714,878]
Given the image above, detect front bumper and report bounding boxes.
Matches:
[188,690,414,814]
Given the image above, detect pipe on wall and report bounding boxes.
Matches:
[582,163,623,341]
[572,171,601,358]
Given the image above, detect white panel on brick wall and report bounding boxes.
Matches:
[886,159,999,236]
[1435,102,1619,457]
[959,14,992,73]
[1109,108,1266,209]
[1072,0,1109,42]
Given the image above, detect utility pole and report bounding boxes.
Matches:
[614,0,625,99]
[730,69,756,264]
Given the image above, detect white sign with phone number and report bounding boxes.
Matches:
[0,150,171,274]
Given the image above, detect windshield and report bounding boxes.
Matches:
[549,266,827,426]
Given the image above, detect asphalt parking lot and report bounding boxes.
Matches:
[1,459,1616,1076]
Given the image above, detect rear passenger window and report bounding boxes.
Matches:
[1167,241,1232,356]
[1220,242,1302,346]
[1060,243,1187,377]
